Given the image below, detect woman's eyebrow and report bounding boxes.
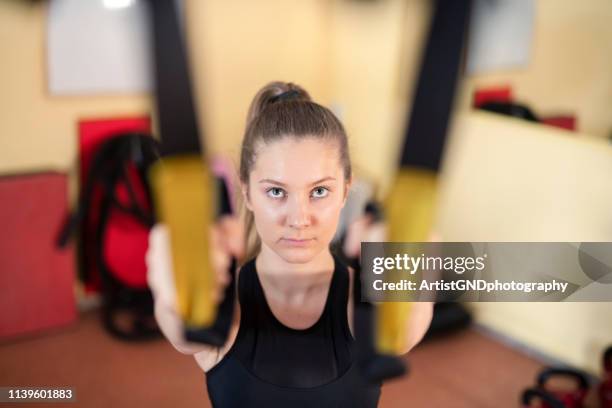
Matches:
[258,179,287,186]
[258,177,336,187]
[308,177,336,186]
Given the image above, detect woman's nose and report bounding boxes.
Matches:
[287,197,311,229]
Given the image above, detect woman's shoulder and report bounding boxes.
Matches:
[332,253,355,287]
[332,254,356,339]
[237,257,256,278]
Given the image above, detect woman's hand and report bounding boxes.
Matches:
[342,213,387,259]
[146,217,244,355]
[209,216,245,302]
[341,212,434,355]
[147,224,202,354]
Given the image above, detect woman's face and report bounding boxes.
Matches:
[243,137,349,264]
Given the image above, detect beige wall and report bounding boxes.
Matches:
[449,0,612,373]
[0,1,150,175]
[460,0,612,139]
[437,112,612,373]
[326,0,431,186]
[5,0,610,174]
[327,0,612,373]
[0,0,333,174]
[185,0,332,160]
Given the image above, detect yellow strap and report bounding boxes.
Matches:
[149,155,217,326]
[377,168,437,353]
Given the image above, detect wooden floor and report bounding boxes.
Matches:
[0,311,548,407]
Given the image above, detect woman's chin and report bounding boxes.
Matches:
[276,247,319,264]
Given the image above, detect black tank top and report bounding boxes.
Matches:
[205,255,382,407]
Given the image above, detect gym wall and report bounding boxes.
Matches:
[438,111,612,373]
[449,0,612,373]
[2,0,610,177]
[323,0,612,373]
[0,2,150,176]
[459,0,612,140]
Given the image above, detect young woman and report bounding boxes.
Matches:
[147,82,433,407]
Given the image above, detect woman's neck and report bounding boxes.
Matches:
[255,244,335,303]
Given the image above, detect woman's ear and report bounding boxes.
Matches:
[342,176,353,207]
[241,182,253,211]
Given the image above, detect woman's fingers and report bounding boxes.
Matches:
[343,216,367,258]
[218,215,245,260]
[365,221,387,243]
[147,217,243,306]
[210,215,244,303]
[146,222,234,355]
[210,224,229,303]
[146,224,177,306]
[343,214,388,258]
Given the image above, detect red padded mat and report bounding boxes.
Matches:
[0,172,77,339]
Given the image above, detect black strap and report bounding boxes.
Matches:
[148,0,202,156]
[604,345,612,371]
[399,0,472,170]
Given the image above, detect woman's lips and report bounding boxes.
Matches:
[280,238,314,247]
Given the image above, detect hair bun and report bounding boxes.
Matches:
[246,81,311,125]
[268,89,302,104]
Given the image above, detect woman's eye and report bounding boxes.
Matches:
[311,187,329,199]
[266,187,285,199]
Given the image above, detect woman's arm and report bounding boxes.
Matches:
[147,225,217,356]
[343,215,434,355]
[346,267,433,355]
[147,222,243,371]
[400,301,433,354]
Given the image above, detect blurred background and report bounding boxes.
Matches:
[1,0,611,407]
